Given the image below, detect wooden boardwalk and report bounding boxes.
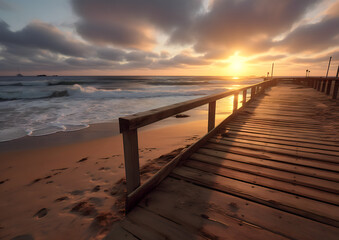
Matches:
[105,81,339,240]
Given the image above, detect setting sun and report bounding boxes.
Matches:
[228,53,246,76]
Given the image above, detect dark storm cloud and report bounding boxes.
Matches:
[71,0,203,49]
[0,20,90,57]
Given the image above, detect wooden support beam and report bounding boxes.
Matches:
[208,101,216,132]
[233,92,238,113]
[251,86,255,99]
[122,129,140,194]
[333,80,338,99]
[242,89,247,106]
[321,80,327,92]
[326,79,332,95]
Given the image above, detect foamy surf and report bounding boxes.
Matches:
[0,76,263,142]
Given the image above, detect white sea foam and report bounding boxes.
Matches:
[0,76,263,142]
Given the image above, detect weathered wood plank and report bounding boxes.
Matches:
[205,141,339,174]
[223,129,339,147]
[143,178,339,240]
[217,132,339,152]
[191,152,339,194]
[184,159,339,205]
[209,137,339,163]
[198,147,339,184]
[171,166,339,227]
[214,135,339,157]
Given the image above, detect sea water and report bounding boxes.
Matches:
[0,76,262,142]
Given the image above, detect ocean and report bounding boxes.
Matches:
[0,76,262,142]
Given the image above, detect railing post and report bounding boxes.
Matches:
[333,80,338,99]
[208,101,216,132]
[326,79,332,95]
[233,92,238,113]
[242,89,247,106]
[122,129,140,194]
[317,79,322,91]
[321,79,327,92]
[251,86,255,99]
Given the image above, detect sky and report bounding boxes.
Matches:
[0,0,338,76]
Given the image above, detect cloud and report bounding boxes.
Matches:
[170,0,320,57]
[71,0,203,49]
[276,7,339,53]
[0,20,90,57]
[0,0,14,10]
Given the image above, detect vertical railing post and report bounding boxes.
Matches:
[333,80,338,99]
[317,79,322,91]
[208,101,216,132]
[321,80,327,92]
[251,86,255,99]
[326,79,332,95]
[233,92,238,113]
[242,89,247,106]
[122,129,140,194]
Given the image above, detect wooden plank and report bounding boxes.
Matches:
[206,141,339,173]
[226,122,337,137]
[104,222,139,240]
[225,124,337,140]
[171,166,339,227]
[209,137,339,163]
[123,206,206,240]
[224,129,339,147]
[122,129,140,194]
[184,159,339,205]
[218,132,339,152]
[232,117,326,129]
[139,179,292,240]
[214,135,339,157]
[198,147,339,183]
[191,152,339,193]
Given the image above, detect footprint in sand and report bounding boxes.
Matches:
[77,157,88,163]
[0,179,9,184]
[55,196,69,202]
[71,201,97,216]
[34,208,48,218]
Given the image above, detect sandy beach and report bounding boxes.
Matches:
[0,100,234,240]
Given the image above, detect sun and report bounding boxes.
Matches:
[228,53,245,76]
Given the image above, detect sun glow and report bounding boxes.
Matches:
[228,53,246,76]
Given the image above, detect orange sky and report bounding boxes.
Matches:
[0,0,338,76]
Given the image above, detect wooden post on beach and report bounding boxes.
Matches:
[333,66,339,99]
[251,86,255,99]
[233,92,238,113]
[208,101,216,132]
[323,57,332,92]
[242,89,247,106]
[271,63,274,79]
[122,129,140,194]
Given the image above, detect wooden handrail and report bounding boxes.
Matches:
[119,81,266,132]
[119,78,277,211]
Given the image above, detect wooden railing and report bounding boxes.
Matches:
[119,78,277,211]
[290,77,338,99]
